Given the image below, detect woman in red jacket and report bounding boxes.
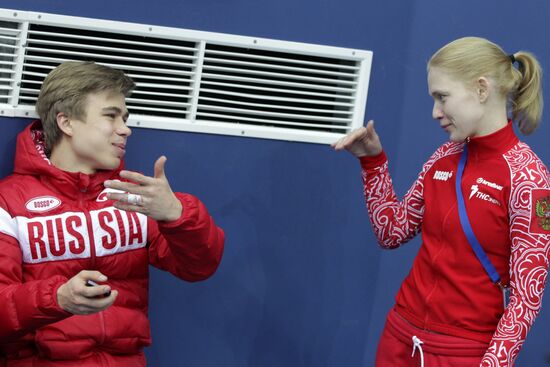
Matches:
[0,61,224,366]
[333,37,549,366]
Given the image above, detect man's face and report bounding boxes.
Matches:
[69,90,131,174]
[428,67,484,142]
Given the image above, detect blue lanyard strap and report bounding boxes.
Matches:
[455,145,502,284]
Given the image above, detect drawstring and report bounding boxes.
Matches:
[411,335,425,367]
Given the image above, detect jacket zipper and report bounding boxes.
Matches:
[80,188,107,346]
[422,200,457,328]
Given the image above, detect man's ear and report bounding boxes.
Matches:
[476,77,490,103]
[56,112,74,136]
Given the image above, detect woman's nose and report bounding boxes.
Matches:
[432,103,444,120]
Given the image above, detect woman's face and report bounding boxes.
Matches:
[428,67,485,142]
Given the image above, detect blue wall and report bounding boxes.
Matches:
[1,0,549,366]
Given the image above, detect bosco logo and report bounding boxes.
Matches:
[25,196,61,213]
[433,170,453,181]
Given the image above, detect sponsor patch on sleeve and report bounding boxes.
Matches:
[530,188,550,234]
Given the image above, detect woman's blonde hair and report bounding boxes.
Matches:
[35,61,135,154]
[428,37,543,135]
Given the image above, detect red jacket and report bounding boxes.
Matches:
[0,121,225,366]
[360,123,550,366]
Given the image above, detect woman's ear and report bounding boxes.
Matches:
[476,77,490,103]
[56,112,74,136]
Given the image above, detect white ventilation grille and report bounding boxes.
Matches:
[0,8,372,144]
[0,20,20,106]
[22,24,197,119]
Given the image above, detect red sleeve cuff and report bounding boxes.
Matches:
[359,150,388,170]
[157,193,198,232]
[49,276,72,316]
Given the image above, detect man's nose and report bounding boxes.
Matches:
[117,120,132,136]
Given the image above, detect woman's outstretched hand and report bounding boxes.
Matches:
[331,120,383,157]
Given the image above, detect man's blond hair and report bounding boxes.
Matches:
[35,61,135,154]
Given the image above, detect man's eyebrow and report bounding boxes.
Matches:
[102,106,123,113]
[102,106,130,118]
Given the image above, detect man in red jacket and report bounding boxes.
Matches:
[0,61,225,366]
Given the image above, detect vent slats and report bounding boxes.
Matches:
[185,80,355,100]
[23,57,195,76]
[198,104,351,123]
[203,57,357,79]
[0,37,19,44]
[199,43,360,133]
[202,73,355,93]
[127,105,188,115]
[126,73,194,83]
[0,9,372,143]
[18,87,38,94]
[200,88,354,106]
[199,96,352,116]
[126,97,190,109]
[0,25,20,34]
[16,23,198,117]
[28,30,198,53]
[129,89,190,98]
[0,60,16,66]
[25,52,196,70]
[20,79,43,85]
[196,112,350,130]
[206,49,360,71]
[27,39,198,61]
[202,65,357,86]
[0,20,19,104]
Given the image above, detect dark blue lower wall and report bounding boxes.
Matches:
[125,128,378,366]
[1,0,550,365]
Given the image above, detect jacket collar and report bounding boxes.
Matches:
[13,120,122,200]
[465,121,519,161]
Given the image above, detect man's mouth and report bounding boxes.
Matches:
[113,143,126,156]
